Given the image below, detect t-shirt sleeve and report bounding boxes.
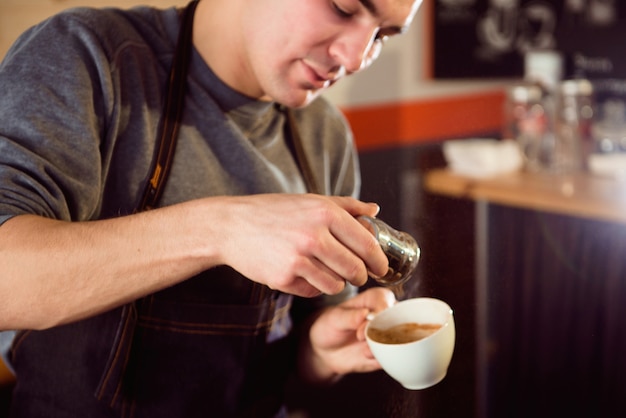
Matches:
[0,10,111,222]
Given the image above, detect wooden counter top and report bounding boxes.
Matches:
[424,168,626,225]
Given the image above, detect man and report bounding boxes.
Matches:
[0,0,422,416]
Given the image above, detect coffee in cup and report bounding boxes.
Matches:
[365,297,455,390]
[368,322,442,345]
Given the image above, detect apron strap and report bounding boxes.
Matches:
[93,1,201,411]
[136,0,200,212]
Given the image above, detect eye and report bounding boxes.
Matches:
[332,2,354,18]
[372,28,392,46]
[374,33,389,44]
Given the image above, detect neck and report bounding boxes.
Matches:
[192,0,262,99]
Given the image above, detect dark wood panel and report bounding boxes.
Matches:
[485,206,626,417]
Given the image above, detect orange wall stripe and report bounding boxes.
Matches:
[340,89,506,151]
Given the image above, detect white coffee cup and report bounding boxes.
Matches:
[365,297,455,390]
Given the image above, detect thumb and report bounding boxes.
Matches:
[336,307,371,341]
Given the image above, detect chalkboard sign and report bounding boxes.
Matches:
[433,0,626,80]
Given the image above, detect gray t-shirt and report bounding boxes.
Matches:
[0,5,360,225]
[0,5,360,365]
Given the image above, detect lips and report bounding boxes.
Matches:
[300,60,335,90]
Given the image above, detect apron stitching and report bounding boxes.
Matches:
[135,301,292,334]
[95,306,136,404]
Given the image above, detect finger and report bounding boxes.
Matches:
[329,215,389,279]
[308,230,370,287]
[334,307,371,332]
[278,276,324,298]
[295,256,348,296]
[337,344,382,374]
[329,196,380,218]
[355,350,381,372]
[343,287,396,313]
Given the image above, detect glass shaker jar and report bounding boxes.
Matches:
[554,79,594,172]
[591,79,626,155]
[357,216,420,288]
[504,82,550,171]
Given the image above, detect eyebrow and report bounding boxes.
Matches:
[359,0,408,35]
[359,0,379,16]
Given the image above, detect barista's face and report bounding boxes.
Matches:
[238,0,422,107]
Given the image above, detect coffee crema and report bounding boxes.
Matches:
[368,322,443,344]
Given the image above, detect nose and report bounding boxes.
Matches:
[329,26,380,74]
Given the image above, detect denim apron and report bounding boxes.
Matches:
[8,1,320,416]
[9,269,296,417]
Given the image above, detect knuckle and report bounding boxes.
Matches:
[364,234,381,255]
[271,274,291,289]
[299,234,320,254]
[311,200,339,226]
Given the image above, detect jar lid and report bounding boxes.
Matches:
[508,83,544,103]
[560,79,594,96]
[524,50,563,91]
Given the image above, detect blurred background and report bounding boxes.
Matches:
[2,1,626,417]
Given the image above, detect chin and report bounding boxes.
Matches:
[280,89,323,109]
